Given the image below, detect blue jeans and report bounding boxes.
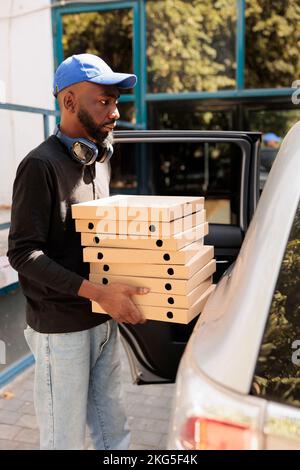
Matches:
[24,320,130,450]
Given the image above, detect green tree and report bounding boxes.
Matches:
[62,1,237,94]
[146,0,236,92]
[62,9,133,73]
[245,0,300,88]
[61,1,300,133]
[62,0,300,93]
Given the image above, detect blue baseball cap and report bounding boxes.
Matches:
[263,132,282,143]
[53,53,137,97]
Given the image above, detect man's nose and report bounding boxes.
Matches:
[108,105,120,121]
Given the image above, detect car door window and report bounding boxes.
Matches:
[111,140,244,225]
[152,141,242,225]
[251,200,300,407]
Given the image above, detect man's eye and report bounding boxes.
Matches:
[99,99,118,105]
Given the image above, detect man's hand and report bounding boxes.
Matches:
[78,279,150,324]
[95,282,149,324]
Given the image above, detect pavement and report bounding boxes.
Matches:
[0,342,175,450]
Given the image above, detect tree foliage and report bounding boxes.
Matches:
[62,0,300,93]
[249,109,300,138]
[61,1,300,133]
[62,9,133,73]
[62,0,237,94]
[245,0,300,88]
[146,0,236,92]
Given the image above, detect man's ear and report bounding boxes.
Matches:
[63,91,76,113]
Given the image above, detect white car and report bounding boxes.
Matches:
[167,122,300,450]
[112,126,299,450]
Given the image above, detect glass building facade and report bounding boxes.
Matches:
[51,0,300,193]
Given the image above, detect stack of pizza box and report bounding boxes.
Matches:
[71,195,216,324]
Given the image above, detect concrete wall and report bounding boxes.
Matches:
[0,0,55,206]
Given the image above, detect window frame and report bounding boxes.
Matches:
[51,0,296,134]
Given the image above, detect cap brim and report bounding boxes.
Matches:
[90,72,137,89]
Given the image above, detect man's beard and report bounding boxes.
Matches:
[77,106,114,149]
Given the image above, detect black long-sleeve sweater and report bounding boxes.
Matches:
[7,135,110,333]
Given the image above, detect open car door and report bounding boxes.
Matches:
[109,130,261,384]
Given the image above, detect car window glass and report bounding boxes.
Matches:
[251,200,300,407]
[111,141,243,226]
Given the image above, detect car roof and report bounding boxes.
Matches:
[190,120,300,395]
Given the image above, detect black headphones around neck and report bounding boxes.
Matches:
[54,125,113,166]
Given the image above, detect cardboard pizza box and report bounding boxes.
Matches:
[91,284,216,324]
[89,259,216,295]
[75,210,205,237]
[89,245,214,280]
[72,194,204,222]
[132,277,212,308]
[83,237,208,265]
[81,218,208,251]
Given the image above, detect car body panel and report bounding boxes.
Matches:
[167,343,267,449]
[265,401,300,449]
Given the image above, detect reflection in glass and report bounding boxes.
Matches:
[248,108,300,190]
[116,102,136,129]
[110,142,137,191]
[248,108,300,138]
[109,140,242,225]
[251,201,300,408]
[148,142,242,225]
[245,0,300,89]
[110,104,137,191]
[146,0,236,93]
[62,9,134,93]
[149,101,233,130]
